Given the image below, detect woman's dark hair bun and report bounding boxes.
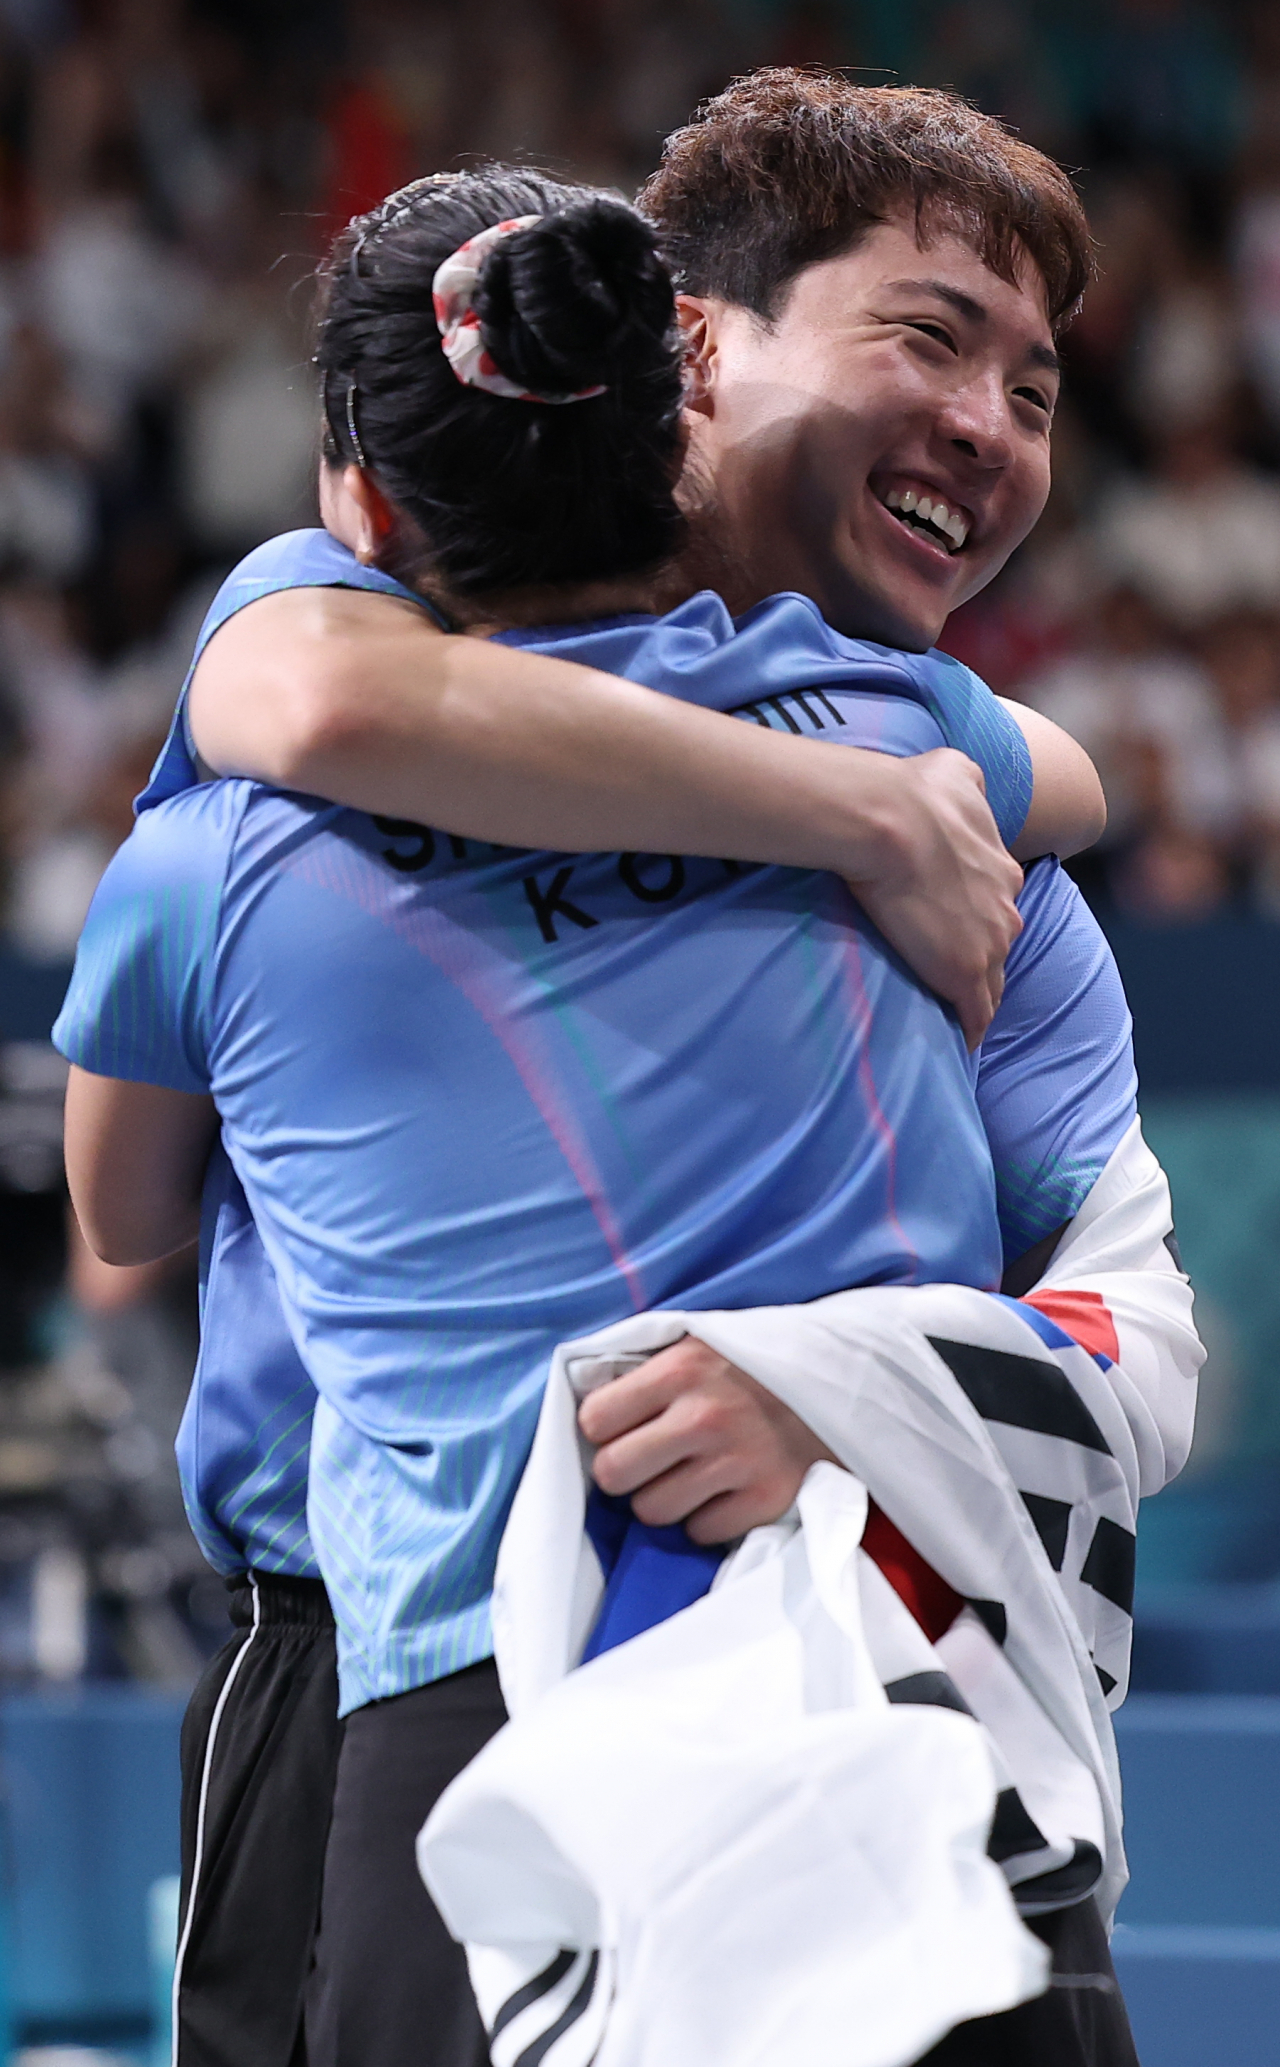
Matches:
[315,168,686,596]
[472,199,676,396]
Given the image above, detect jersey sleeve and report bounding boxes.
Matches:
[977,859,1139,1265]
[906,649,1034,850]
[52,784,245,1090]
[139,529,436,810]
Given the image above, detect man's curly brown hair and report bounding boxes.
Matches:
[640,71,1092,334]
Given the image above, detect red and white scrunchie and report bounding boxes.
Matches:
[431,215,607,405]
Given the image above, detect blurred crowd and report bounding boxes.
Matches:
[0,0,1278,967]
[0,0,1277,1684]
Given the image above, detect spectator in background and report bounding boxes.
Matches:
[1019,583,1234,851]
[179,186,315,561]
[0,323,95,580]
[1092,413,1280,629]
[1056,172,1163,467]
[1111,821,1232,923]
[1126,243,1239,445]
[6,716,164,963]
[1196,609,1280,911]
[1234,135,1280,436]
[34,134,206,442]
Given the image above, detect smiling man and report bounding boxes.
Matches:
[651,73,1071,653]
[675,238,1059,643]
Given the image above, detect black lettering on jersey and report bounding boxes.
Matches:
[373,816,436,872]
[740,704,771,728]
[523,867,599,942]
[617,853,686,904]
[447,833,469,859]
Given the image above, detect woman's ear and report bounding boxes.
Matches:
[343,467,398,565]
[319,459,398,564]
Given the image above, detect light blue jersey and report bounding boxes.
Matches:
[56,533,1137,1705]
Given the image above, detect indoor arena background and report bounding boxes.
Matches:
[0,3,1277,2063]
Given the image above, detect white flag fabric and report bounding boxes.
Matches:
[418,1119,1201,2067]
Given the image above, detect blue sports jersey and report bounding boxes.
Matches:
[52,525,1141,1686]
[97,527,1044,1588]
[186,1143,316,1576]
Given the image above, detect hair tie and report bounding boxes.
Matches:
[431,216,607,405]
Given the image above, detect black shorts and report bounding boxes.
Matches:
[303,1659,509,2067]
[176,1585,1135,2067]
[175,1571,344,2067]
[915,1895,1140,2067]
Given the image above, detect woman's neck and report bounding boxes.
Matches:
[426,568,689,636]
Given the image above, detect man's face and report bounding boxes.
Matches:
[681,215,1060,649]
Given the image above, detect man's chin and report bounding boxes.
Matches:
[817,579,945,653]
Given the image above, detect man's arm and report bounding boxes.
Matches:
[1002,700,1106,861]
[64,1068,217,1266]
[188,587,1024,1043]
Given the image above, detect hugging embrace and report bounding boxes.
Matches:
[59,69,1199,2067]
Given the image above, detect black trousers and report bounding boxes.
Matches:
[304,1659,510,2067]
[915,1897,1141,2066]
[176,1571,344,2067]
[179,1595,1135,2067]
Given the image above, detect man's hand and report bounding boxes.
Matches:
[848,748,1024,1048]
[576,1337,836,1546]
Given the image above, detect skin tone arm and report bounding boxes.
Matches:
[64,1068,217,1267]
[1007,699,1104,860]
[187,585,1102,1047]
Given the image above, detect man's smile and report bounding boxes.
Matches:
[873,475,973,554]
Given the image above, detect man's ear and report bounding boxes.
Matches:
[676,295,718,418]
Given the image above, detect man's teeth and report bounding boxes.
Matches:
[882,487,969,551]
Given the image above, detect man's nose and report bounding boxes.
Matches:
[940,372,1013,470]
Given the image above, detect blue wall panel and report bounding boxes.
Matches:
[1,1687,184,2024]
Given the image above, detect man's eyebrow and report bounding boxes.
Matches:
[1026,341,1062,377]
[882,277,1061,376]
[884,277,989,324]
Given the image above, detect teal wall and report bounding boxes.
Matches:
[1137,1096,1280,1589]
[1143,1097,1280,1464]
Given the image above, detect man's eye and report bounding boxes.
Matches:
[1013,384,1053,416]
[907,322,957,353]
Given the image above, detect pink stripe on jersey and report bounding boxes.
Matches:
[280,838,647,1313]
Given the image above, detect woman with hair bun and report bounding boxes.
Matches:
[312,169,688,616]
[56,166,1134,2067]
